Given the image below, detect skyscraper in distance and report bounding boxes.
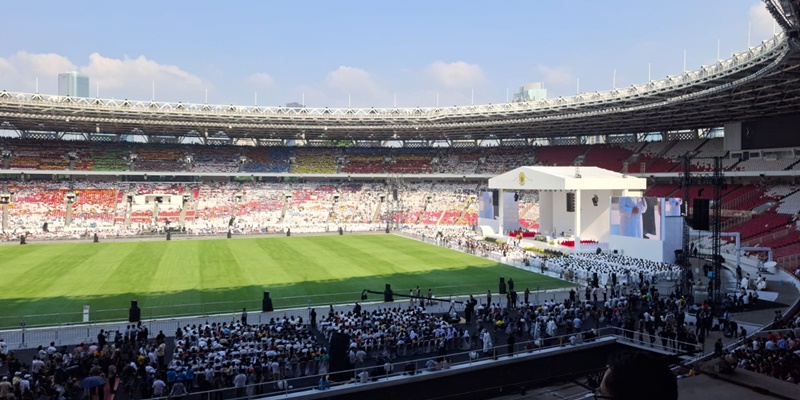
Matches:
[58,71,90,98]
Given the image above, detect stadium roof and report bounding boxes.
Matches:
[1,2,800,142]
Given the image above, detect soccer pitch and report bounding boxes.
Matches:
[0,234,569,327]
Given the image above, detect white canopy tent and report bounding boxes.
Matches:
[486,166,647,249]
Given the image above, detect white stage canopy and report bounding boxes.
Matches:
[488,166,646,192]
[484,166,648,255]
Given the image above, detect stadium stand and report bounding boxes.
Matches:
[291,148,339,174]
[581,144,636,173]
[480,147,532,174]
[189,146,240,173]
[133,145,186,172]
[437,148,480,174]
[532,144,587,167]
[2,134,800,272]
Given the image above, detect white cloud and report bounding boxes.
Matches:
[0,58,13,75]
[320,66,390,107]
[749,2,776,40]
[246,72,275,89]
[0,51,77,93]
[324,66,382,96]
[426,61,485,89]
[0,51,209,101]
[536,65,573,87]
[80,53,207,101]
[16,52,77,78]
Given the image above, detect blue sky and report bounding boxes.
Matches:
[0,1,778,108]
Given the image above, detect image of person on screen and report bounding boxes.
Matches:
[479,191,493,219]
[618,197,647,238]
[642,197,658,239]
[666,198,683,216]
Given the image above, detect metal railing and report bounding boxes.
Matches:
[103,325,703,400]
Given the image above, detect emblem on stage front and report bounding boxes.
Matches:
[518,172,526,186]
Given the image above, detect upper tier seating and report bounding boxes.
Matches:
[644,185,680,198]
[75,143,131,171]
[480,147,532,174]
[732,157,799,172]
[189,146,240,173]
[134,145,186,172]
[291,148,339,174]
[534,144,588,166]
[437,148,481,174]
[581,144,636,172]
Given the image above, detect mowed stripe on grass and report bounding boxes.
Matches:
[0,235,568,325]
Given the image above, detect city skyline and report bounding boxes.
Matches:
[0,1,779,108]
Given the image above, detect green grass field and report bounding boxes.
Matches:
[0,234,569,328]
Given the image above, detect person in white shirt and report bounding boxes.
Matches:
[546,319,558,338]
[482,330,493,354]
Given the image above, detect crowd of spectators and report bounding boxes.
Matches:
[319,305,459,363]
[5,137,800,177]
[0,314,332,400]
[727,323,800,383]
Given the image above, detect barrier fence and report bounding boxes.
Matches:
[0,286,572,349]
[0,280,563,330]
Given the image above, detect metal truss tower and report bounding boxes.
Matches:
[682,155,725,304]
[710,157,724,304]
[681,156,693,297]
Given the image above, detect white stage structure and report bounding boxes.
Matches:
[485,166,676,262]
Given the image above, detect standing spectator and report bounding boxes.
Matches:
[169,381,188,400]
[233,369,247,398]
[152,376,166,397]
[241,308,248,326]
[97,330,106,348]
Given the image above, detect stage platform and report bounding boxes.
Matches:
[485,233,607,255]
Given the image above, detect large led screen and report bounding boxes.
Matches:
[610,197,662,240]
